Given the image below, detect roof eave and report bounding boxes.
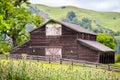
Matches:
[77,39,115,52]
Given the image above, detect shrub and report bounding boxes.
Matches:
[115,54,120,63]
[67,11,76,21]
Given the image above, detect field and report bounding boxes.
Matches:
[0,58,119,80]
[32,4,120,32]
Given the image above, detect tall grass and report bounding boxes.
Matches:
[0,58,117,80]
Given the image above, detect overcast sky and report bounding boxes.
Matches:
[29,0,120,12]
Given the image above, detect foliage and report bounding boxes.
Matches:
[0,59,117,80]
[114,36,120,53]
[97,33,116,49]
[0,34,5,40]
[67,11,76,21]
[31,4,120,53]
[0,0,44,47]
[0,41,11,54]
[34,4,120,32]
[80,18,92,30]
[61,6,66,9]
[115,54,120,63]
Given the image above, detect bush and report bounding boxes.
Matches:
[0,41,11,54]
[115,54,120,63]
[67,11,76,21]
[97,33,116,49]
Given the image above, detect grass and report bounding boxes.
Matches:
[32,4,120,32]
[0,58,119,80]
[112,63,120,67]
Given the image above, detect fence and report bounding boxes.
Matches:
[4,54,120,72]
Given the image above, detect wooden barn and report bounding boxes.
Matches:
[11,19,115,64]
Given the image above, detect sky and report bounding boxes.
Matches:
[29,0,120,12]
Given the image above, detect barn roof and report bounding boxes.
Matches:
[30,19,96,35]
[77,39,115,52]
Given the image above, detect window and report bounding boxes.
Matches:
[46,23,62,36]
[45,48,62,58]
[87,34,90,40]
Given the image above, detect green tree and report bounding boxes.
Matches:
[97,33,116,49]
[0,0,44,47]
[79,18,92,30]
[67,11,76,21]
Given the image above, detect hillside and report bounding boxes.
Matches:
[32,4,120,33]
[29,4,120,53]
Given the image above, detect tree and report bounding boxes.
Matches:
[67,11,76,21]
[0,0,44,47]
[79,18,92,30]
[97,33,116,49]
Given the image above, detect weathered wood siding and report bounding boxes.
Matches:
[78,33,96,41]
[11,42,30,54]
[30,24,78,59]
[11,21,114,63]
[11,22,98,62]
[77,44,99,62]
[29,23,98,61]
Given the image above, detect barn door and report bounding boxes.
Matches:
[45,48,62,60]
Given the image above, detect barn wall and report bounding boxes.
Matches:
[11,47,29,54]
[30,24,78,59]
[11,21,114,64]
[78,33,96,41]
[29,23,98,61]
[11,42,30,54]
[77,44,99,62]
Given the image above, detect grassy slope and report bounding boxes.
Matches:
[33,4,120,32]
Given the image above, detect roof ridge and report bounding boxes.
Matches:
[30,19,97,35]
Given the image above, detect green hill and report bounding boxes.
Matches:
[30,4,120,53]
[32,4,120,33]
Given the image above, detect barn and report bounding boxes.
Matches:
[11,19,115,64]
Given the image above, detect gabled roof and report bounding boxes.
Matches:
[30,19,96,35]
[77,39,115,52]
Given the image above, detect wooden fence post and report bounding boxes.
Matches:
[6,55,8,60]
[49,57,51,63]
[71,59,73,66]
[60,58,62,64]
[108,64,110,70]
[95,63,98,68]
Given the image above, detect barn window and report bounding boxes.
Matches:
[87,34,90,40]
[46,23,62,36]
[45,48,62,58]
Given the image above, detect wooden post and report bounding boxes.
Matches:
[108,64,110,70]
[96,63,98,68]
[6,55,8,60]
[49,57,51,63]
[60,58,62,64]
[71,59,73,66]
